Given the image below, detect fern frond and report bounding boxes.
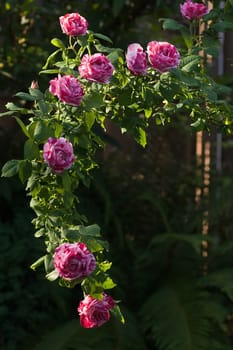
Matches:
[150,233,212,255]
[140,284,230,350]
[199,268,233,302]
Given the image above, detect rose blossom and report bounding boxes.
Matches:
[180,0,209,20]
[147,41,180,73]
[59,13,88,36]
[49,75,84,106]
[78,53,114,83]
[53,242,96,280]
[126,43,147,75]
[77,293,115,328]
[43,137,75,174]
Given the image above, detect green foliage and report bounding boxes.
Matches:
[33,309,146,350]
[1,1,233,350]
[74,121,233,350]
[0,176,74,350]
[140,285,232,350]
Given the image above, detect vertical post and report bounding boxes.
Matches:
[196,1,213,265]
[216,1,225,174]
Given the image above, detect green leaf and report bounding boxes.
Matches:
[74,37,87,51]
[61,172,72,191]
[42,49,61,70]
[102,276,116,290]
[191,118,205,131]
[111,305,125,324]
[51,38,65,49]
[160,18,185,31]
[83,91,104,110]
[38,100,50,114]
[33,120,52,143]
[95,44,116,53]
[99,261,112,272]
[93,32,113,44]
[29,87,44,100]
[15,91,36,101]
[84,238,107,252]
[107,49,123,65]
[85,224,101,237]
[34,228,46,238]
[30,255,46,270]
[144,108,152,118]
[181,29,193,50]
[44,254,54,273]
[1,159,20,177]
[0,110,16,117]
[5,102,31,114]
[212,21,233,32]
[19,159,32,183]
[46,269,59,281]
[181,55,200,72]
[59,277,82,289]
[136,127,147,147]
[62,227,80,241]
[170,69,199,87]
[24,139,40,160]
[78,224,101,238]
[84,111,96,130]
[39,69,60,75]
[54,122,63,138]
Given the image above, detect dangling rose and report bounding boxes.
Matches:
[43,137,75,174]
[53,242,96,280]
[77,293,115,328]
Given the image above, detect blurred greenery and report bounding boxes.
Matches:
[0,0,233,350]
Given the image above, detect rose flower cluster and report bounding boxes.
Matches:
[41,1,209,329]
[52,241,115,328]
[41,12,117,329]
[125,0,209,76]
[126,41,180,76]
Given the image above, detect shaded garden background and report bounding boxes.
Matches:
[0,1,233,349]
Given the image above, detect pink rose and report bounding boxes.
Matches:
[77,293,115,328]
[147,41,180,73]
[126,43,147,75]
[59,13,88,36]
[53,242,96,280]
[49,75,84,106]
[43,137,75,174]
[180,0,209,20]
[78,53,114,83]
